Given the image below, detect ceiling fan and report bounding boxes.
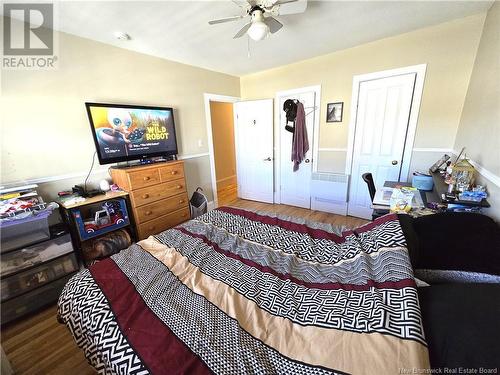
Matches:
[208,0,306,41]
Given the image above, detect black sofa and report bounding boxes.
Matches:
[398,212,500,371]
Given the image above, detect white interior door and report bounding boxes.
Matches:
[234,99,274,203]
[279,91,316,208]
[348,73,417,219]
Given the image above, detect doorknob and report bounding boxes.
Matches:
[392,160,398,165]
[305,159,310,163]
[263,157,272,161]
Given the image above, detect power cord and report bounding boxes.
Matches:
[83,151,97,194]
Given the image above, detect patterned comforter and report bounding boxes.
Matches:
[58,207,429,374]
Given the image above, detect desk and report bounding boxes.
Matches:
[371,181,443,218]
[371,181,431,210]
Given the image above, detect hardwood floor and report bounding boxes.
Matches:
[1,304,95,375]
[0,199,366,374]
[228,199,369,229]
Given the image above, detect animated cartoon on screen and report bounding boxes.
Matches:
[91,106,172,157]
[94,108,134,148]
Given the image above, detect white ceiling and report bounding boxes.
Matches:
[50,1,493,76]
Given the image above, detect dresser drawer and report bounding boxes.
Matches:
[159,163,185,182]
[135,193,189,224]
[1,253,78,302]
[128,168,161,190]
[138,207,190,239]
[131,180,187,207]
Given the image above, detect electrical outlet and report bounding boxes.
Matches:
[198,139,203,148]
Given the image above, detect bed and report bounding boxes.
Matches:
[58,206,430,374]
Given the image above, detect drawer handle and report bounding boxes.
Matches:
[179,199,184,204]
[145,211,152,216]
[143,176,150,181]
[148,226,155,231]
[171,171,177,175]
[142,194,150,199]
[176,185,182,189]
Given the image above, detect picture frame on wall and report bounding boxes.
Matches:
[326,102,343,123]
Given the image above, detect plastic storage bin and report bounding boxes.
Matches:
[0,210,51,253]
[1,233,73,278]
[1,253,78,302]
[1,272,74,325]
[412,174,434,191]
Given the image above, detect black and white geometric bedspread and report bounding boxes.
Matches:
[58,207,430,374]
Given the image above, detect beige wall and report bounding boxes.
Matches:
[240,14,486,176]
[454,2,500,220]
[0,21,240,202]
[454,3,500,176]
[209,101,236,189]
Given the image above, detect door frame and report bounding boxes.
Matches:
[274,85,321,204]
[203,93,240,208]
[345,64,427,181]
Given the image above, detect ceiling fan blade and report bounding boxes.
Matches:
[232,0,251,8]
[233,23,252,38]
[273,0,298,6]
[268,0,306,16]
[264,17,283,34]
[208,15,244,25]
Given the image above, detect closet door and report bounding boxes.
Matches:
[347,73,417,219]
[279,91,316,209]
[234,99,274,204]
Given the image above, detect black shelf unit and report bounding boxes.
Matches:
[58,191,136,267]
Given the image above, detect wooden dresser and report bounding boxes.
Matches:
[110,161,190,240]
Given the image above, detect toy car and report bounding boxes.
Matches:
[84,200,125,233]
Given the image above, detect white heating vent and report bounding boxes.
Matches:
[311,173,349,215]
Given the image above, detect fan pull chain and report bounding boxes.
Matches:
[247,35,251,58]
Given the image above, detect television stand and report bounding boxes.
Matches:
[109,161,190,240]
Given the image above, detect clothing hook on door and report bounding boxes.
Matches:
[304,106,317,117]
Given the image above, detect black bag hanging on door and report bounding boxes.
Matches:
[283,99,298,133]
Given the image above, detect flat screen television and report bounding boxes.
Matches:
[85,102,178,165]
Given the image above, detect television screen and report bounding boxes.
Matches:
[85,102,178,164]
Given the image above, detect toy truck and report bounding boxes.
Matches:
[84,201,125,233]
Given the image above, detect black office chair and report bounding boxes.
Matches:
[361,173,385,221]
[362,173,376,201]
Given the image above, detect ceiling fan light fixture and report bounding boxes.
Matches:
[247,21,269,41]
[247,9,269,41]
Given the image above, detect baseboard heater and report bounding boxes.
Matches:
[311,173,349,216]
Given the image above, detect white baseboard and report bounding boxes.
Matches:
[412,147,453,153]
[207,201,216,211]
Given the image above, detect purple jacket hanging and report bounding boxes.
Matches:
[291,101,309,172]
